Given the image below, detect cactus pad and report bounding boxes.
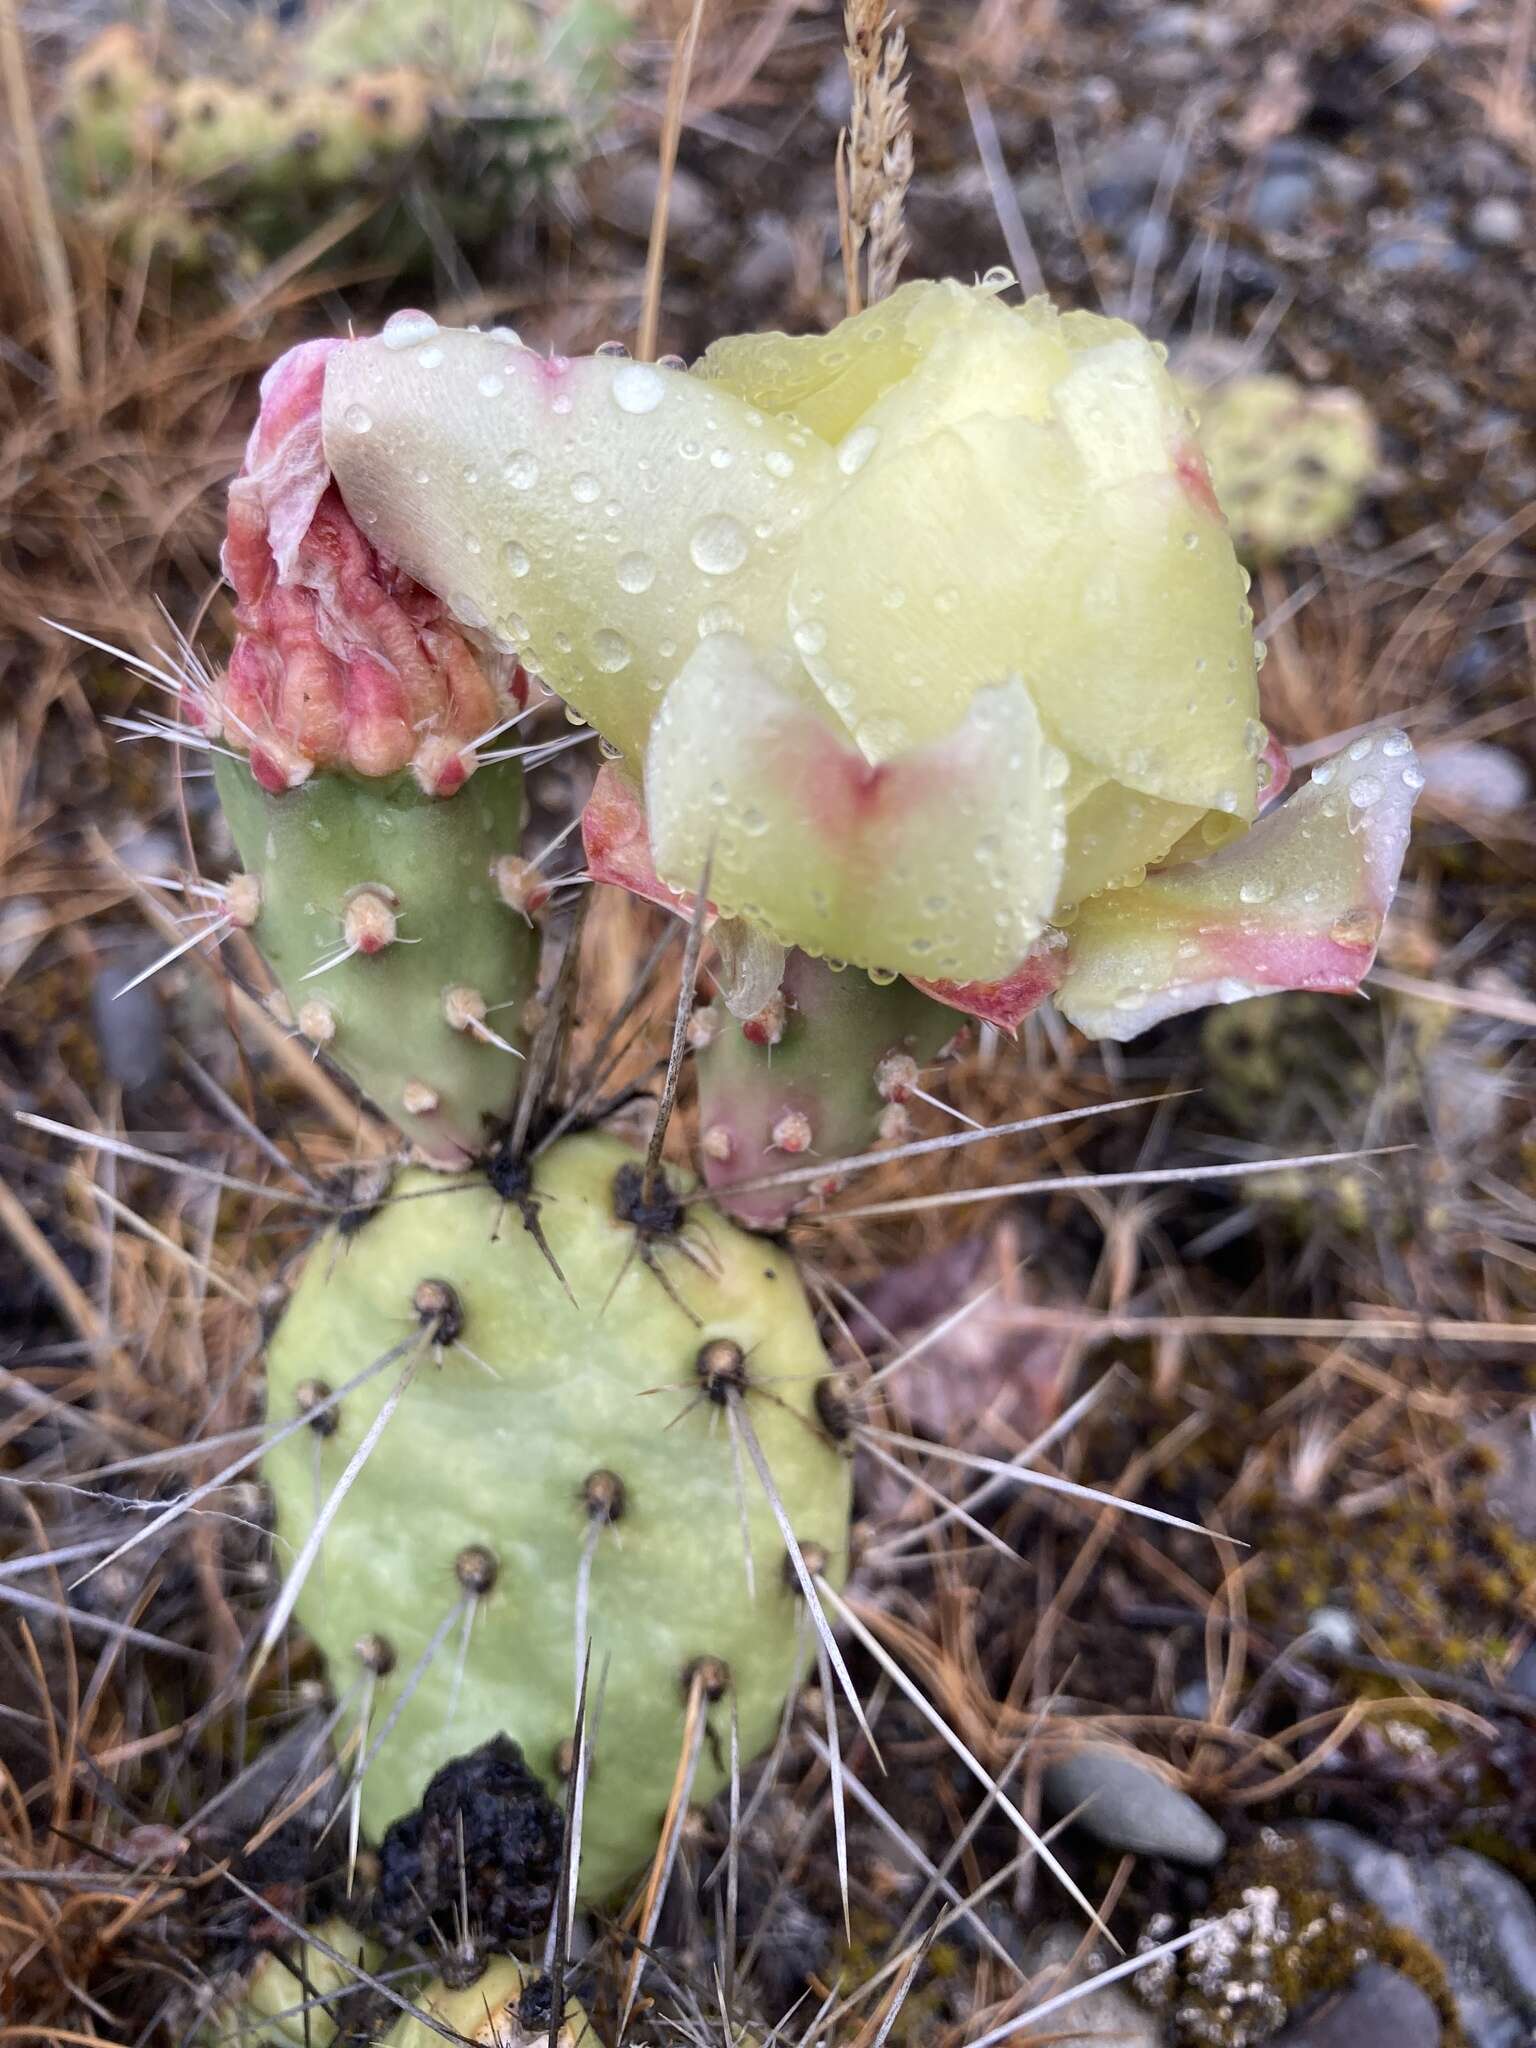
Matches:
[1189,372,1378,561]
[214,757,536,1164]
[694,949,960,1228]
[262,1131,852,1902]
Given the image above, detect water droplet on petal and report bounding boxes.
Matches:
[764,449,795,479]
[837,424,880,476]
[1349,774,1384,808]
[477,373,504,399]
[571,473,601,505]
[596,339,630,359]
[617,551,655,594]
[690,514,748,575]
[612,361,666,413]
[417,345,444,370]
[343,403,372,433]
[792,620,828,658]
[503,541,530,578]
[592,629,632,673]
[382,310,438,349]
[504,452,538,489]
[1237,878,1273,904]
[1382,732,1412,758]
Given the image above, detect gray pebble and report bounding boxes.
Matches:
[1272,1963,1440,2048]
[91,958,167,1092]
[1469,196,1524,249]
[1299,1824,1536,2047]
[1042,1744,1226,1866]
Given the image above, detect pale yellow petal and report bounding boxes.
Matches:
[646,635,1065,983]
[1057,729,1422,1040]
[786,409,1260,810]
[696,277,1005,443]
[323,327,835,764]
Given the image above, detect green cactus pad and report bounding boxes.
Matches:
[383,1957,587,2048]
[262,1131,852,1903]
[695,949,960,1229]
[1188,372,1378,561]
[209,1918,383,2046]
[214,757,536,1164]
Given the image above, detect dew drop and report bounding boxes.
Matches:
[596,339,630,359]
[503,541,531,578]
[1402,764,1425,791]
[504,452,539,490]
[837,424,880,476]
[982,264,1016,290]
[1348,736,1373,762]
[764,449,795,479]
[1349,774,1384,809]
[342,403,372,434]
[690,514,749,576]
[612,361,666,413]
[616,551,656,594]
[1311,762,1336,787]
[1382,732,1412,758]
[477,373,504,399]
[792,620,828,658]
[1042,748,1070,790]
[382,309,439,349]
[417,345,444,370]
[592,629,632,673]
[1237,878,1273,905]
[571,473,602,505]
[488,325,522,347]
[551,392,573,416]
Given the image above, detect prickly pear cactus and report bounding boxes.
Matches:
[210,1918,381,2046]
[213,1932,581,2048]
[262,1131,853,1903]
[383,1956,587,2048]
[213,340,536,1163]
[694,949,960,1228]
[1187,373,1378,561]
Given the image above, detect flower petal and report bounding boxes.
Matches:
[912,933,1070,1032]
[1055,730,1422,1041]
[695,277,1003,442]
[322,325,835,764]
[645,634,1066,984]
[785,402,1260,811]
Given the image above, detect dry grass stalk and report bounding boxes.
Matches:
[638,0,710,361]
[840,0,913,313]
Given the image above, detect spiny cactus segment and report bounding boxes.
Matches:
[261,1132,853,1901]
[1186,371,1379,561]
[213,1929,585,2048]
[213,340,537,1163]
[48,3,615,277]
[692,948,962,1228]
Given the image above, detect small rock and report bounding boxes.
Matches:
[596,157,713,244]
[1299,1824,1536,2048]
[91,957,167,1092]
[1023,1927,1167,2046]
[1477,1414,1536,1542]
[1250,170,1315,234]
[1469,196,1524,249]
[1271,1963,1440,2048]
[1042,1744,1226,1866]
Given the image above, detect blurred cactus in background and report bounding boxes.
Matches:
[1183,370,1380,561]
[45,0,626,285]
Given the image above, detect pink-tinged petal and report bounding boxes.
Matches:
[581,762,698,916]
[914,933,1070,1032]
[646,635,1066,985]
[1259,731,1292,811]
[220,339,523,793]
[1056,729,1422,1042]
